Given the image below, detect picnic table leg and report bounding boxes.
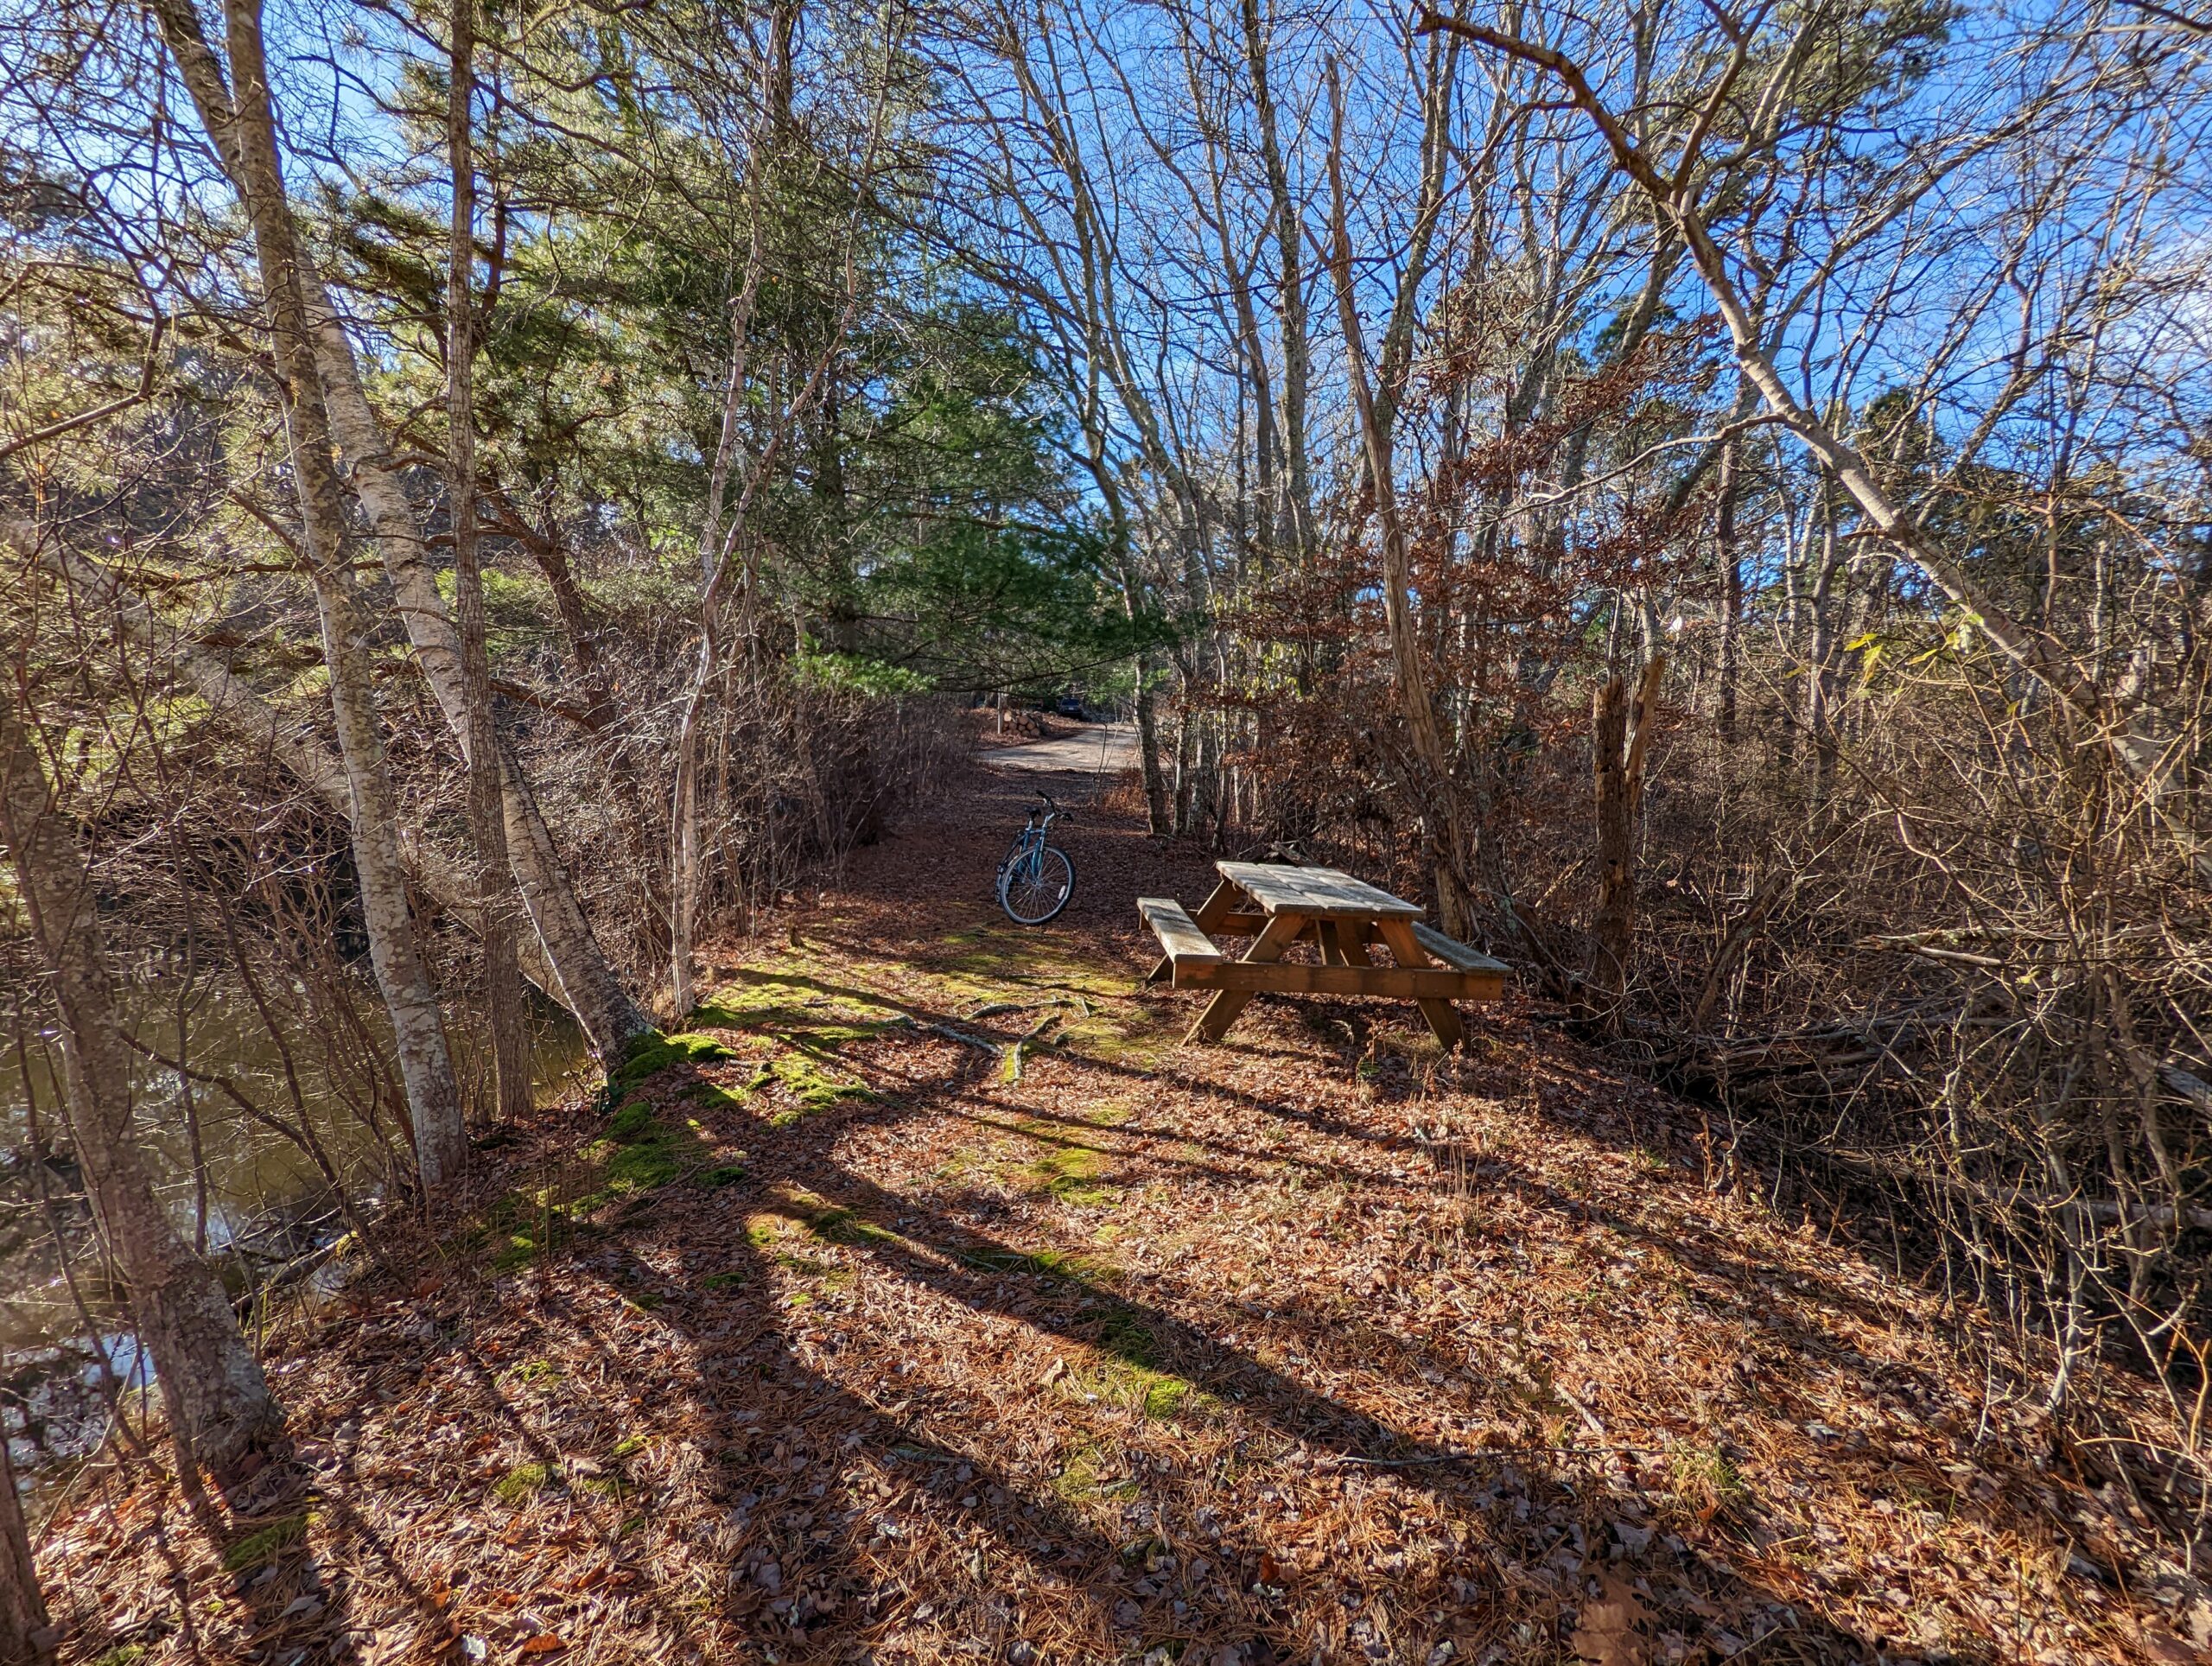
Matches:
[1148,880,1243,986]
[1190,880,1242,933]
[1317,920,1352,966]
[1375,919,1466,1050]
[1188,912,1306,1043]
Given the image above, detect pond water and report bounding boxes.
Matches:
[2,975,594,1472]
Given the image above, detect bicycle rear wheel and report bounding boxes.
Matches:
[999,845,1075,924]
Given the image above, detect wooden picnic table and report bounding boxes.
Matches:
[1139,861,1508,1046]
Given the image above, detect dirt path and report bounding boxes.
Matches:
[44,764,2201,1666]
[982,722,1140,779]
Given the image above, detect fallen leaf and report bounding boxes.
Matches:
[519,1635,567,1656]
[1569,1574,1648,1666]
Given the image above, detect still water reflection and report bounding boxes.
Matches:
[3,975,592,1468]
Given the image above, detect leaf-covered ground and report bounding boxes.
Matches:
[41,756,2211,1665]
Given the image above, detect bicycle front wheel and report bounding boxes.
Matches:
[999,844,1075,925]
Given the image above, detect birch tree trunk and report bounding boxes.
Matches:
[146,0,649,1059]
[149,0,466,1188]
[302,296,649,1054]
[1133,652,1170,834]
[0,696,278,1474]
[448,0,531,1123]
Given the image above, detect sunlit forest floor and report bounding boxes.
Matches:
[41,754,2208,1665]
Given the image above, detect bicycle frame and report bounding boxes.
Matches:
[1002,802,1061,881]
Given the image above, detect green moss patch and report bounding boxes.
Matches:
[688,970,901,1041]
[609,1031,739,1095]
[1052,1440,1139,1503]
[684,1075,765,1112]
[961,1243,1121,1288]
[761,1053,874,1127]
[493,1460,558,1504]
[472,1110,719,1271]
[772,1188,901,1249]
[593,1127,697,1198]
[607,1098,657,1141]
[220,1512,309,1572]
[1017,1126,1116,1207]
[1043,1307,1212,1421]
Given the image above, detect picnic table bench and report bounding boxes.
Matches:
[1140,861,1508,1046]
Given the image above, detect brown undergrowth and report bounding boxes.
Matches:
[36,756,2209,1665]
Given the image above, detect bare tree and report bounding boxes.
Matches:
[1323,41,1478,937]
[1419,3,2212,875]
[147,0,467,1186]
[0,690,277,1473]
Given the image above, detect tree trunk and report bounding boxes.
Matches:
[448,0,531,1125]
[147,0,651,1059]
[302,298,648,1053]
[1585,654,1665,1031]
[669,639,716,1017]
[1805,486,1842,806]
[1324,54,1477,937]
[1716,435,1743,742]
[1133,653,1170,834]
[0,696,278,1474]
[0,1428,52,1664]
[1239,0,1313,563]
[1172,684,1197,837]
[151,0,467,1188]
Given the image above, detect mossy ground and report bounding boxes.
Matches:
[219,1512,309,1573]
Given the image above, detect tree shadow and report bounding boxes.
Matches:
[524,1014,1911,1663]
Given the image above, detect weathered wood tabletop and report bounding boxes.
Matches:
[1139,861,1507,1046]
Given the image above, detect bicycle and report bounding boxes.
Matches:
[997,792,1076,924]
